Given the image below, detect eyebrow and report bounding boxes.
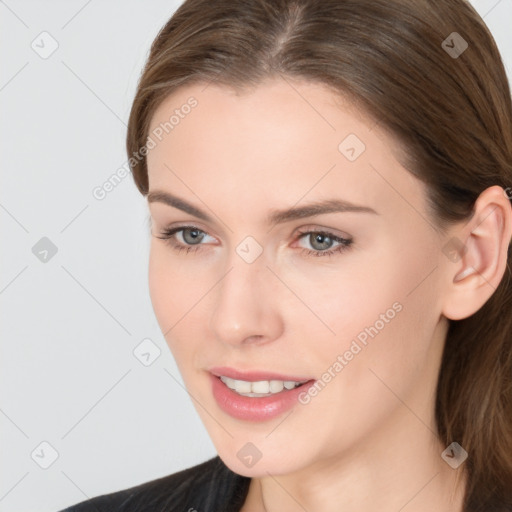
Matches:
[147,190,378,225]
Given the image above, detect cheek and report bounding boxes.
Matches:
[148,243,215,373]
[320,242,442,404]
[148,242,208,315]
[148,244,176,332]
[148,243,199,345]
[276,248,402,352]
[298,229,441,365]
[299,267,442,452]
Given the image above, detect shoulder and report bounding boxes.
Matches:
[56,455,251,512]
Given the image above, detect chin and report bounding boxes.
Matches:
[217,446,305,478]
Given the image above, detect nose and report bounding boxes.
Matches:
[208,255,284,348]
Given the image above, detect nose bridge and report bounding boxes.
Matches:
[208,248,283,346]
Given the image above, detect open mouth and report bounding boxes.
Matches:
[210,372,317,421]
[217,375,312,397]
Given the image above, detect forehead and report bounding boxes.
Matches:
[147,78,377,155]
[146,78,427,221]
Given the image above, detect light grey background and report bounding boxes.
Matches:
[1,1,511,511]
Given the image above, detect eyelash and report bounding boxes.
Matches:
[155,225,353,258]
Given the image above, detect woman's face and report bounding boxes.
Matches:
[146,77,453,476]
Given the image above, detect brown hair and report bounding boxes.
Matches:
[126,0,512,509]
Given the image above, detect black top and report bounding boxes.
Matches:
[57,456,251,512]
[57,456,512,512]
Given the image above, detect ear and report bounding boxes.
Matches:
[441,185,512,321]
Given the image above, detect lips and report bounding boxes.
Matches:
[209,372,316,421]
[208,366,313,382]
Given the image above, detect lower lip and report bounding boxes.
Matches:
[209,373,316,422]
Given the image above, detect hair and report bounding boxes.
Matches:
[126,0,512,510]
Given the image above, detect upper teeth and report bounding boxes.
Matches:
[219,376,307,396]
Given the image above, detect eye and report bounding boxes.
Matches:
[295,229,353,258]
[154,225,353,258]
[154,225,216,254]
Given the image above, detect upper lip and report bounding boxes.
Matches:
[208,366,314,382]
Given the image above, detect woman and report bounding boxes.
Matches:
[59,0,512,510]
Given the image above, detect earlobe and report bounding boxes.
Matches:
[442,186,512,321]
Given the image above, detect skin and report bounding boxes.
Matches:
[145,77,512,512]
